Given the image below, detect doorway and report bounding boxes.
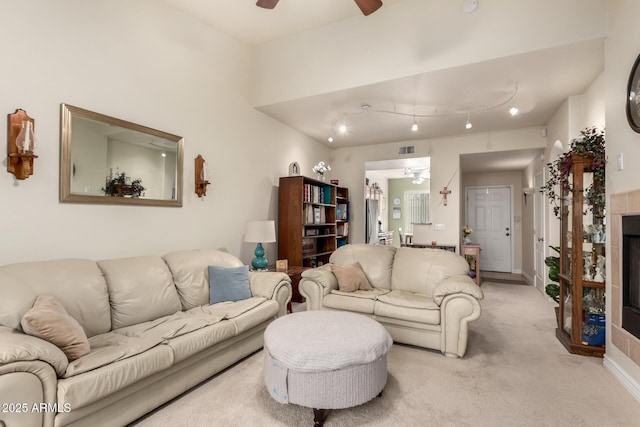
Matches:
[365,157,430,246]
[465,186,513,272]
[534,172,546,293]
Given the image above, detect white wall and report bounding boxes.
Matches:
[252,0,607,107]
[0,0,330,265]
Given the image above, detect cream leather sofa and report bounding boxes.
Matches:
[299,244,483,358]
[0,249,291,427]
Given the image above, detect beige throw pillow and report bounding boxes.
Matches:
[331,262,373,292]
[21,294,90,361]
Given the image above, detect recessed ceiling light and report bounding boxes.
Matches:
[327,136,334,143]
[462,0,478,15]
[509,107,519,116]
[339,124,347,134]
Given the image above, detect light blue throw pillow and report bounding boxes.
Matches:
[208,265,252,304]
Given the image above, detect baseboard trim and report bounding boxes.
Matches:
[604,355,640,403]
[521,271,534,286]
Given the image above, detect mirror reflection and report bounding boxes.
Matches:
[60,104,183,207]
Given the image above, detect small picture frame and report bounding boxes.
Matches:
[276,259,288,272]
[626,53,640,133]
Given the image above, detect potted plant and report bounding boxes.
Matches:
[545,246,560,303]
[541,126,605,218]
[102,169,145,198]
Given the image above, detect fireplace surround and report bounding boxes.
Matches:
[611,190,640,367]
[622,215,640,339]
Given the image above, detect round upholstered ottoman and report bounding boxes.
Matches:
[264,311,392,426]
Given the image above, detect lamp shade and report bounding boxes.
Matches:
[244,220,276,243]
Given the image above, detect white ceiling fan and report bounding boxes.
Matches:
[256,0,383,16]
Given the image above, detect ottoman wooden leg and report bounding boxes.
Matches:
[313,408,328,427]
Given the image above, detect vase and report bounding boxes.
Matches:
[463,235,471,244]
[317,174,325,182]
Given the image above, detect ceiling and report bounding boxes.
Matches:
[164,0,604,173]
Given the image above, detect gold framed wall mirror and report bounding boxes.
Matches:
[60,104,183,207]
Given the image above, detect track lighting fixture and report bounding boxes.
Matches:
[326,82,519,140]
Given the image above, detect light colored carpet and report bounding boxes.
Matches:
[130,282,640,426]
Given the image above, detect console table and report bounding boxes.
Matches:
[461,244,481,286]
[404,243,456,252]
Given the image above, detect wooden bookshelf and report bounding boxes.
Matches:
[278,176,349,268]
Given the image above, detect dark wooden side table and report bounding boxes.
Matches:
[281,266,311,313]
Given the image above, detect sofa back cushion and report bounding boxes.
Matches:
[391,248,469,297]
[329,244,396,290]
[163,249,244,310]
[0,259,111,337]
[98,256,181,329]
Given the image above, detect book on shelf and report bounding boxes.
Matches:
[302,238,317,256]
[303,183,332,204]
[337,222,349,237]
[304,205,326,224]
[337,202,349,220]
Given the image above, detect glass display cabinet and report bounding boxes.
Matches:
[557,154,606,357]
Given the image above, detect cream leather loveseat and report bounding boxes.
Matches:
[299,244,483,358]
[0,249,291,427]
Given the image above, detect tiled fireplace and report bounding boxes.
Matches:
[611,190,640,365]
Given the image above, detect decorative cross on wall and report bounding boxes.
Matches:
[440,187,452,206]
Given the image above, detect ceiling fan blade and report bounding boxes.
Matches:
[354,0,383,16]
[256,0,280,9]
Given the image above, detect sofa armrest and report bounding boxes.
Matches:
[0,359,59,427]
[433,275,484,306]
[299,265,337,310]
[249,272,292,316]
[0,327,68,377]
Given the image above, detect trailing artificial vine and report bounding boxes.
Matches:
[541,127,605,218]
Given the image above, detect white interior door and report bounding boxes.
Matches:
[534,172,546,293]
[466,186,512,272]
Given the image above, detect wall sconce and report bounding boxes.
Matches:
[7,109,38,180]
[194,155,210,198]
[523,187,535,205]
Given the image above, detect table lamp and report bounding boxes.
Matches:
[244,220,276,270]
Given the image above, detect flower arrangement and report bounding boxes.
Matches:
[312,161,331,176]
[541,126,605,218]
[462,225,473,237]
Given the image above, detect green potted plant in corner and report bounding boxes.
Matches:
[545,246,560,304]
